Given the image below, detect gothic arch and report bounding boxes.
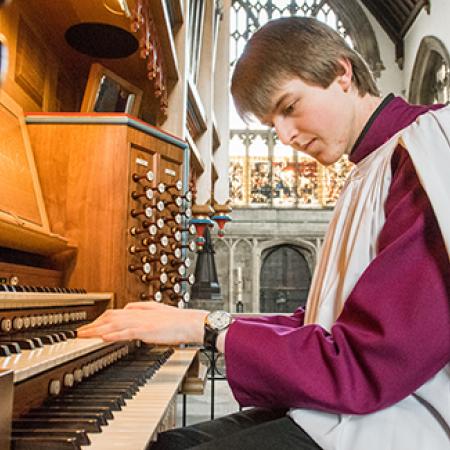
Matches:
[327,0,384,78]
[259,241,313,312]
[258,238,317,274]
[252,238,318,311]
[409,36,450,104]
[232,0,384,77]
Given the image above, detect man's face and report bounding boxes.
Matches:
[261,76,357,166]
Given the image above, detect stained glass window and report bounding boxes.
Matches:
[229,0,355,208]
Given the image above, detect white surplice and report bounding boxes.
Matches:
[290,106,450,450]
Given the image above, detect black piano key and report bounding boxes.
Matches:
[0,338,35,350]
[12,428,90,445]
[91,373,147,385]
[56,332,68,341]
[0,341,21,353]
[56,392,128,404]
[13,417,102,433]
[111,362,160,373]
[63,330,77,339]
[73,381,139,393]
[19,335,44,348]
[81,378,140,388]
[39,334,55,345]
[0,344,11,356]
[35,404,114,420]
[46,396,124,410]
[25,410,108,426]
[69,386,134,399]
[11,436,80,450]
[50,333,62,343]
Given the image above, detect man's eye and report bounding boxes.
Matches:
[283,101,297,115]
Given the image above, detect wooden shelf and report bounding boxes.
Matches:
[0,212,69,255]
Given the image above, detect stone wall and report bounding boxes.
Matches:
[198,208,333,313]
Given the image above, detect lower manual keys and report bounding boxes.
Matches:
[12,428,90,446]
[13,417,102,432]
[46,396,124,410]
[11,435,82,450]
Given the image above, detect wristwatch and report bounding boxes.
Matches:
[203,310,233,352]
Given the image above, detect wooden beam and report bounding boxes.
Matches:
[400,0,429,37]
[361,0,401,44]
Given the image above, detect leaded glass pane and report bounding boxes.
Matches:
[249,134,271,205]
[230,159,246,205]
[296,157,320,206]
[272,142,296,207]
[321,155,353,206]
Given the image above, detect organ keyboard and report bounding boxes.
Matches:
[0,292,200,450]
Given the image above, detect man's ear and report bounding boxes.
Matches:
[337,58,353,92]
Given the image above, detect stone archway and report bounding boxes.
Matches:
[260,244,312,313]
[409,36,450,104]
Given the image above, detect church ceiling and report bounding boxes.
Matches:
[360,0,430,66]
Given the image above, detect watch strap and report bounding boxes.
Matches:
[203,325,218,352]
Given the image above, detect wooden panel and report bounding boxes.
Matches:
[55,69,81,112]
[28,122,130,302]
[128,146,158,304]
[28,117,186,308]
[0,91,43,225]
[0,261,63,287]
[14,17,47,107]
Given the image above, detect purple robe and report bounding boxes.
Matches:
[224,95,450,414]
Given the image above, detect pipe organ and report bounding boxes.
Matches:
[0,92,201,450]
[26,113,197,309]
[0,0,226,446]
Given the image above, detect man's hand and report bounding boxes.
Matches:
[77,302,208,345]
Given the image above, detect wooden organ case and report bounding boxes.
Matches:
[26,113,194,309]
[0,0,205,445]
[0,100,201,448]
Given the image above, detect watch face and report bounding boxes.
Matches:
[207,310,232,331]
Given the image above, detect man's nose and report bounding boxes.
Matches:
[273,117,298,146]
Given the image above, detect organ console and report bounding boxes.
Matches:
[0,292,200,449]
[0,0,210,441]
[0,81,202,448]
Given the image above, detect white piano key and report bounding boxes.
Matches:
[83,348,197,450]
[0,338,109,382]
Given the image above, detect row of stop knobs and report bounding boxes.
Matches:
[129,171,196,303]
[48,344,131,395]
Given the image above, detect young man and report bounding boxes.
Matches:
[78,17,450,449]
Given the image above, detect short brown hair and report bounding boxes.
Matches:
[231,17,380,123]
